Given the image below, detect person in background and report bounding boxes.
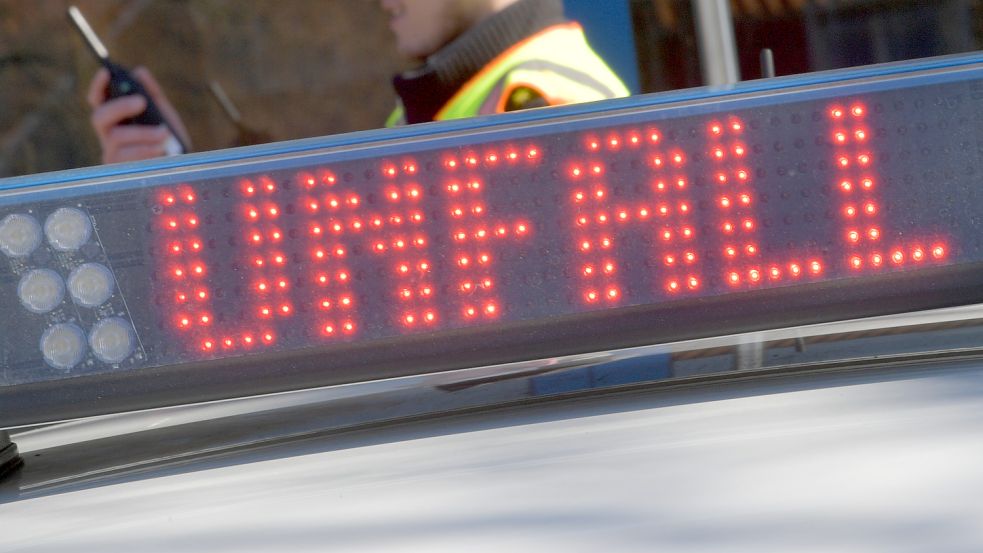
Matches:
[88,0,628,164]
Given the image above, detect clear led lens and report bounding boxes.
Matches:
[67,263,115,308]
[45,207,92,251]
[88,317,136,364]
[0,213,42,258]
[18,269,65,314]
[40,323,87,370]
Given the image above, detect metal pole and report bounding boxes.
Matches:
[692,0,741,86]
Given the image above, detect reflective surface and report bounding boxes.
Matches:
[3,357,983,551]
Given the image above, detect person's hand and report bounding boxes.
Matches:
[87,66,192,164]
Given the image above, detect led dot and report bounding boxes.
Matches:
[834,132,847,143]
[716,173,727,184]
[164,195,176,205]
[840,180,852,192]
[404,314,416,325]
[688,277,700,289]
[851,105,865,117]
[667,280,680,292]
[932,245,946,259]
[68,263,115,308]
[790,263,802,276]
[845,206,857,217]
[848,230,860,243]
[733,145,745,157]
[18,269,65,314]
[831,107,844,119]
[850,255,863,269]
[88,317,136,364]
[485,303,497,314]
[862,179,873,189]
[592,164,603,175]
[710,123,722,135]
[571,167,582,177]
[868,228,880,240]
[527,148,538,159]
[723,222,735,234]
[737,170,749,181]
[664,255,676,266]
[871,253,884,266]
[742,220,754,231]
[260,307,272,317]
[0,214,42,258]
[858,154,871,165]
[769,267,781,279]
[855,129,867,140]
[244,335,254,344]
[713,148,724,159]
[745,244,757,255]
[720,197,731,208]
[603,262,615,273]
[728,272,740,285]
[618,211,628,221]
[838,157,849,168]
[263,332,275,343]
[585,291,598,302]
[200,314,211,324]
[639,208,649,218]
[223,338,233,348]
[40,323,87,370]
[749,269,761,282]
[810,260,822,274]
[280,304,291,314]
[258,282,268,291]
[606,288,619,300]
[724,246,736,257]
[274,255,285,265]
[892,250,904,264]
[187,217,198,227]
[912,247,925,261]
[45,208,92,251]
[864,203,877,215]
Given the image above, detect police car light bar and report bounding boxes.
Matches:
[2,53,983,427]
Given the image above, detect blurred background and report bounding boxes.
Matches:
[1,0,982,178]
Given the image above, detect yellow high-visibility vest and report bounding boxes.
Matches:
[387,22,629,126]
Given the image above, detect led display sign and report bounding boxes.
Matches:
[2,54,983,426]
